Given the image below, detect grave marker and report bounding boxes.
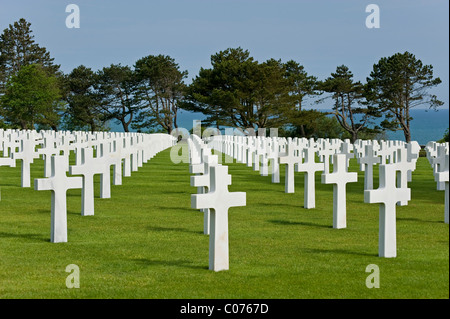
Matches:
[191,165,246,271]
[364,164,411,258]
[296,147,324,209]
[35,155,83,243]
[322,154,358,229]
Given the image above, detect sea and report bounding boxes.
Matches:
[110,108,449,146]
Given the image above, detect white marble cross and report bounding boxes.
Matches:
[318,142,335,174]
[34,155,83,243]
[69,145,111,216]
[12,135,40,187]
[69,147,97,216]
[394,147,416,206]
[340,140,354,166]
[406,141,420,182]
[109,138,124,186]
[435,153,449,224]
[322,153,358,229]
[268,137,280,183]
[191,153,218,235]
[191,165,246,271]
[37,136,60,177]
[0,154,15,167]
[358,144,381,190]
[296,147,324,209]
[279,140,299,193]
[364,164,411,258]
[431,145,447,191]
[259,138,269,177]
[246,137,256,168]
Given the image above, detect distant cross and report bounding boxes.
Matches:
[406,141,420,182]
[37,136,60,177]
[267,137,280,183]
[279,141,300,193]
[122,136,132,177]
[340,141,354,166]
[394,147,416,206]
[431,145,447,191]
[436,153,449,224]
[109,137,124,186]
[69,145,111,216]
[322,154,358,229]
[358,144,381,190]
[191,153,219,235]
[35,155,82,243]
[253,138,262,172]
[318,144,335,174]
[364,164,411,258]
[259,138,270,177]
[191,165,246,271]
[12,135,40,187]
[296,147,324,209]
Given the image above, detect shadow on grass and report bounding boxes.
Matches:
[303,247,378,257]
[147,226,203,235]
[132,258,208,270]
[268,219,332,229]
[397,216,444,224]
[0,231,48,242]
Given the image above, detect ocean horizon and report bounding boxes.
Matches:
[110,108,449,146]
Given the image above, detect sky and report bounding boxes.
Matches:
[0,0,448,112]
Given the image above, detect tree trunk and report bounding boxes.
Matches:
[122,119,129,132]
[350,131,358,144]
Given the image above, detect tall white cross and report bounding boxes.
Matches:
[436,153,449,224]
[340,141,354,166]
[12,135,40,187]
[191,153,218,235]
[318,143,335,174]
[394,147,416,206]
[322,154,358,229]
[191,165,246,271]
[268,137,280,183]
[296,147,324,209]
[406,141,420,182]
[279,141,300,193]
[431,145,447,191]
[358,144,381,190]
[69,145,110,216]
[34,155,82,243]
[37,136,60,177]
[364,164,411,258]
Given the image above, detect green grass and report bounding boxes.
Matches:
[0,146,448,299]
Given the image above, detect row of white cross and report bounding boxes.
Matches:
[198,135,448,260]
[0,129,176,243]
[426,141,450,224]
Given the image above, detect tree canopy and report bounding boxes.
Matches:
[0,19,445,140]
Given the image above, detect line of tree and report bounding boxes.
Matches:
[0,18,444,143]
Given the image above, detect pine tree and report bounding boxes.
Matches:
[0,18,60,92]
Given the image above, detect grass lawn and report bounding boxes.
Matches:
[0,145,448,299]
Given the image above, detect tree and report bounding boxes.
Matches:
[63,65,107,132]
[366,51,443,142]
[281,109,346,139]
[318,65,379,142]
[97,64,139,132]
[134,54,187,134]
[284,60,319,137]
[438,128,449,143]
[0,64,62,130]
[182,47,291,130]
[0,18,60,93]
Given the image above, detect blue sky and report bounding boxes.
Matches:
[1,0,448,110]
